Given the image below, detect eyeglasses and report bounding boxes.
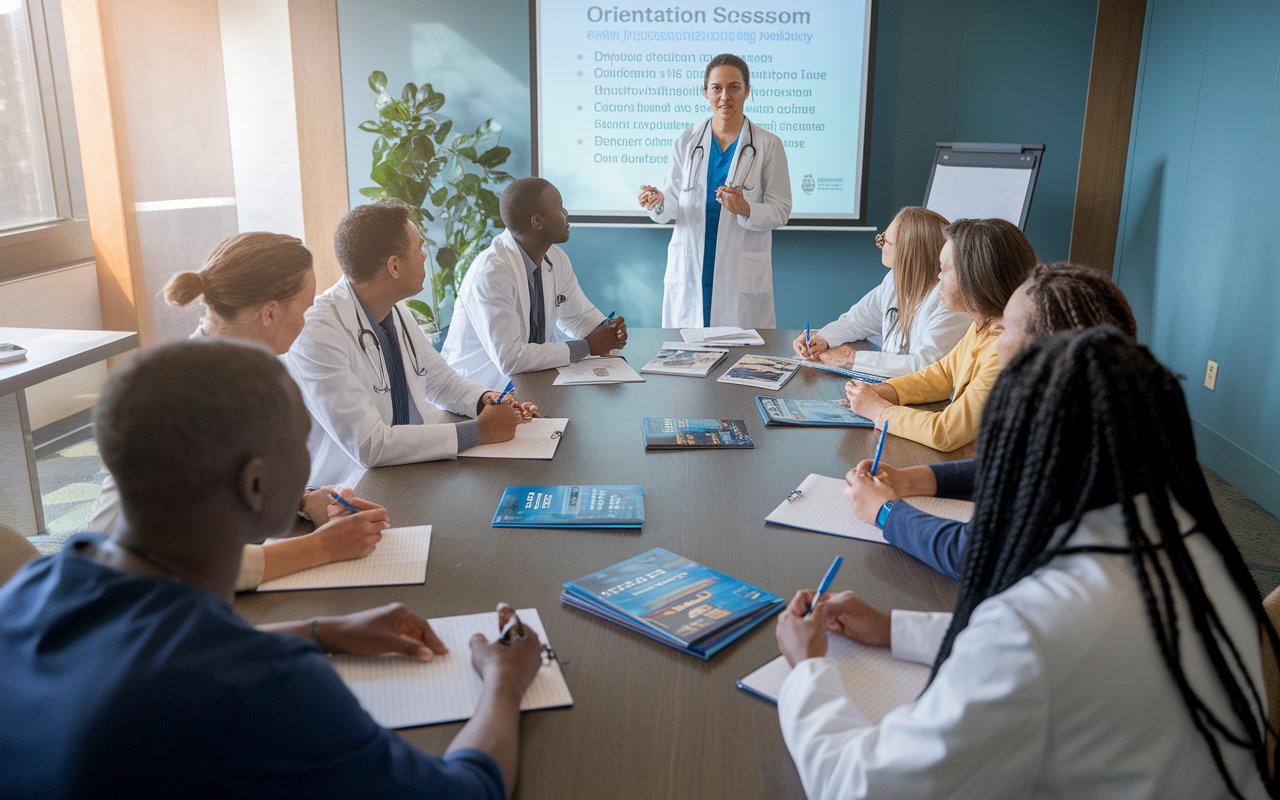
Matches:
[875,232,894,249]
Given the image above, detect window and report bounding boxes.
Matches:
[0,0,90,281]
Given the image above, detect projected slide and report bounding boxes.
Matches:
[533,0,874,222]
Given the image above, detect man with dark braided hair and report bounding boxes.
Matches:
[847,262,1138,579]
[775,327,1276,799]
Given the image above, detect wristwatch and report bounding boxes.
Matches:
[875,501,895,529]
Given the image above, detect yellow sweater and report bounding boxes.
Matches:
[881,322,1000,452]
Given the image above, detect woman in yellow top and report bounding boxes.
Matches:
[844,218,1037,452]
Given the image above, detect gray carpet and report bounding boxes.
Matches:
[27,437,1280,597]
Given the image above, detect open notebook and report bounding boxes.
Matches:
[330,608,573,728]
[765,474,974,544]
[737,630,930,723]
[255,526,432,592]
[460,418,568,459]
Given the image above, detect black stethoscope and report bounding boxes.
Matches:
[682,117,758,193]
[348,279,426,394]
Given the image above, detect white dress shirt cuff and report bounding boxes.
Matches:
[890,609,954,665]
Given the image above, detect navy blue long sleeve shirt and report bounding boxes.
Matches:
[881,459,975,579]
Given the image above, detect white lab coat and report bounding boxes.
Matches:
[648,116,791,329]
[817,270,972,378]
[778,497,1267,800]
[442,230,605,390]
[286,278,490,488]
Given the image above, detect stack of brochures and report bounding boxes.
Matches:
[756,397,875,428]
[562,548,784,659]
[679,327,765,346]
[492,485,644,529]
[641,417,754,450]
[717,355,800,390]
[639,346,728,377]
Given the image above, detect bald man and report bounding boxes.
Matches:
[442,177,627,390]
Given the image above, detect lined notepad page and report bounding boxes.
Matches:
[767,474,888,543]
[330,608,573,729]
[553,356,644,384]
[255,526,432,592]
[738,632,930,723]
[766,475,975,544]
[460,418,568,459]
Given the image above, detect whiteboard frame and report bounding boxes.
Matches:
[922,142,1044,230]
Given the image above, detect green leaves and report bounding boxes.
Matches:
[359,70,515,326]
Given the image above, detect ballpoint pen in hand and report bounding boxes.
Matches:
[496,380,515,404]
[805,556,844,618]
[869,422,889,476]
[329,492,360,514]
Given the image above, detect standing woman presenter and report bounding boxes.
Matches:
[639,54,792,328]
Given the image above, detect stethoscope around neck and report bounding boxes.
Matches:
[682,117,758,193]
[348,279,427,394]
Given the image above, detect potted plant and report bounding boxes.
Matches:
[357,71,513,342]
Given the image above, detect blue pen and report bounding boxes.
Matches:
[805,322,811,350]
[329,492,360,515]
[606,311,616,324]
[805,555,844,618]
[496,380,515,403]
[869,421,889,476]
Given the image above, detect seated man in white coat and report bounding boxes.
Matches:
[443,177,627,389]
[288,199,536,488]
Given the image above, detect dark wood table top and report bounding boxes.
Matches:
[236,328,962,799]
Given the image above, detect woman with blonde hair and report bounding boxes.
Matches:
[794,207,971,378]
[86,232,391,591]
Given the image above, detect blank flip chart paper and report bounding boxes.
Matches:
[255,526,432,592]
[460,418,569,460]
[330,608,573,729]
[765,474,974,544]
[738,631,930,723]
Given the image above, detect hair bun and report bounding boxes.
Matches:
[162,271,206,307]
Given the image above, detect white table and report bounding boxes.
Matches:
[0,327,138,536]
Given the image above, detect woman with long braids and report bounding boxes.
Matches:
[847,262,1139,579]
[775,327,1278,799]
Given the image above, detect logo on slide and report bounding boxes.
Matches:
[802,174,815,195]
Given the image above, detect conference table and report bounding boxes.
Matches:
[236,329,965,799]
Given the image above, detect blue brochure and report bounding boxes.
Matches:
[641,417,755,450]
[756,396,875,428]
[492,485,644,529]
[561,548,784,659]
[782,358,887,384]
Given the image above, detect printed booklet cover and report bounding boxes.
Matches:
[492,485,644,529]
[561,547,784,659]
[639,347,728,377]
[716,355,800,390]
[756,397,875,428]
[641,417,755,450]
[781,357,887,385]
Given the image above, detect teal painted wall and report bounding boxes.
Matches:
[1116,0,1280,518]
[335,0,1097,329]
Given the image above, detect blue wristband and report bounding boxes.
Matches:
[875,501,895,529]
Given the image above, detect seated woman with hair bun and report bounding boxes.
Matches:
[843,218,1038,453]
[86,232,391,591]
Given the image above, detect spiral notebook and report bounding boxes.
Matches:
[330,608,573,728]
[255,525,432,592]
[460,418,568,459]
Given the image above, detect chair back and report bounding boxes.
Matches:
[0,523,41,585]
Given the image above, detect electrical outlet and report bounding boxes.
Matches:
[1205,360,1219,391]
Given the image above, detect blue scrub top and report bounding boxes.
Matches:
[701,134,739,326]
